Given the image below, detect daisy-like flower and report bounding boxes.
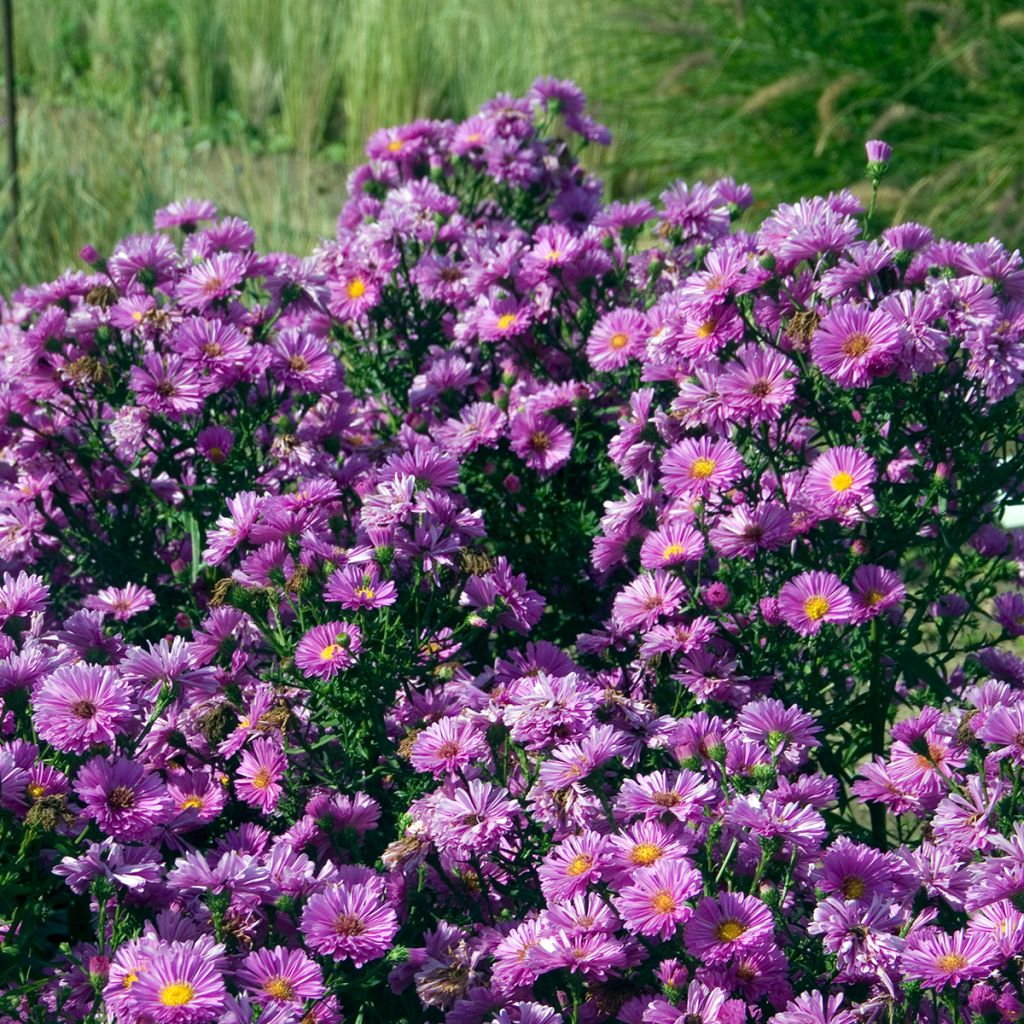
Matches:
[770,991,856,1024]
[613,859,701,939]
[719,344,796,422]
[235,945,324,1008]
[777,571,855,636]
[34,664,134,755]
[236,737,287,813]
[684,891,775,964]
[324,563,398,610]
[328,268,381,320]
[0,570,48,622]
[586,308,649,371]
[300,881,398,966]
[538,831,609,902]
[271,329,337,391]
[127,945,226,1023]
[639,521,705,570]
[976,703,1024,765]
[154,198,217,231]
[75,756,169,841]
[851,564,905,622]
[810,305,901,388]
[709,501,792,559]
[612,570,687,632]
[83,584,156,621]
[817,837,895,902]
[196,425,234,464]
[433,779,519,857]
[901,927,1000,991]
[410,717,488,779]
[130,354,204,416]
[615,769,715,823]
[509,408,573,476]
[661,437,744,500]
[166,771,226,828]
[803,446,876,518]
[478,298,532,341]
[294,622,362,681]
[177,251,248,310]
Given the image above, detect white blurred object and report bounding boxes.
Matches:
[1003,505,1024,529]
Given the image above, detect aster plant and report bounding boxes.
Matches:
[0,77,1022,1024]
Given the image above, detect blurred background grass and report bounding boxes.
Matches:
[1,0,1023,293]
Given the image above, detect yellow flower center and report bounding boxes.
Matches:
[132,311,144,322]
[321,644,340,660]
[497,313,517,331]
[841,332,871,357]
[387,139,404,152]
[804,596,830,621]
[715,919,748,942]
[864,588,884,607]
[566,854,593,877]
[264,977,295,1001]
[545,250,563,262]
[630,842,663,866]
[159,982,195,1007]
[26,783,45,800]
[696,319,716,338]
[122,970,139,989]
[180,796,204,810]
[651,890,677,914]
[690,457,716,480]
[252,767,273,790]
[936,952,968,972]
[831,471,854,492]
[346,278,367,300]
[355,585,376,600]
[609,332,629,350]
[662,543,686,561]
[840,876,866,899]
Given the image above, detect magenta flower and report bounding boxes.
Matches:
[685,891,776,964]
[83,584,156,621]
[177,251,248,310]
[613,859,701,938]
[294,622,362,680]
[586,308,648,371]
[410,717,488,778]
[639,521,706,569]
[615,769,715,823]
[537,830,609,902]
[235,945,324,1008]
[130,354,204,416]
[34,664,134,754]
[300,882,398,966]
[778,571,855,636]
[509,408,573,476]
[154,198,217,230]
[127,945,227,1023]
[75,756,169,841]
[901,927,1000,991]
[803,446,876,518]
[811,305,901,388]
[434,779,518,856]
[661,437,744,500]
[324,563,398,610]
[236,737,287,813]
[612,570,687,632]
[851,564,906,622]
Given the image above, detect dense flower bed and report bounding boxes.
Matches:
[1,79,1023,1024]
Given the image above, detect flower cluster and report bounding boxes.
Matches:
[0,78,1023,1024]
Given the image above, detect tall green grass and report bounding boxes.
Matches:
[1,0,1022,294]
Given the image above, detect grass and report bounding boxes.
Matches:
[0,0,1022,294]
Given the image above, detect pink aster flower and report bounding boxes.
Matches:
[294,622,362,680]
[509,408,573,476]
[75,756,169,841]
[177,251,248,310]
[236,737,287,813]
[901,928,1000,991]
[709,501,792,559]
[777,571,855,636]
[324,564,398,610]
[478,298,533,341]
[0,570,48,622]
[803,446,876,519]
[685,891,776,965]
[661,437,744,500]
[33,664,134,754]
[810,305,901,388]
[130,354,204,416]
[300,881,398,966]
[639,521,706,569]
[615,769,715,823]
[719,344,797,423]
[128,945,227,1023]
[433,779,519,857]
[538,831,609,902]
[586,308,649,371]
[613,859,701,939]
[410,717,489,779]
[770,991,855,1024]
[328,269,381,320]
[851,564,906,622]
[976,703,1024,764]
[154,198,217,230]
[83,584,156,621]
[235,945,325,1008]
[612,570,687,632]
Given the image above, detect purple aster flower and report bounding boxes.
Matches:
[850,564,905,622]
[83,584,156,621]
[127,944,227,1023]
[639,521,705,570]
[770,991,855,1024]
[300,881,398,966]
[236,737,287,813]
[615,769,715,823]
[661,437,744,500]
[294,622,362,680]
[433,779,519,857]
[33,664,134,754]
[538,831,609,902]
[613,859,702,938]
[74,756,169,841]
[778,571,855,636]
[196,425,234,464]
[685,892,776,965]
[509,408,573,476]
[235,945,324,1008]
[586,308,648,371]
[810,305,901,388]
[154,198,218,231]
[865,139,892,165]
[901,928,1000,991]
[410,717,488,779]
[802,446,876,519]
[130,354,204,416]
[0,570,48,622]
[177,252,249,310]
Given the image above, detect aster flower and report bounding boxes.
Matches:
[586,308,648,371]
[810,305,901,388]
[538,831,609,902]
[236,946,324,1008]
[685,892,775,965]
[612,570,687,632]
[709,501,792,559]
[294,622,362,680]
[33,664,134,754]
[661,437,744,500]
[639,521,705,569]
[127,945,227,1023]
[177,252,248,310]
[433,779,519,856]
[83,583,156,621]
[509,408,573,476]
[75,756,170,841]
[802,446,876,519]
[615,769,715,823]
[300,881,398,966]
[130,354,204,416]
[0,570,48,622]
[850,564,905,622]
[236,737,287,813]
[154,198,218,231]
[324,563,398,610]
[777,571,855,636]
[901,928,1000,991]
[770,991,855,1024]
[613,859,701,938]
[410,717,489,778]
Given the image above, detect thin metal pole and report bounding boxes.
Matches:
[2,0,17,262]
